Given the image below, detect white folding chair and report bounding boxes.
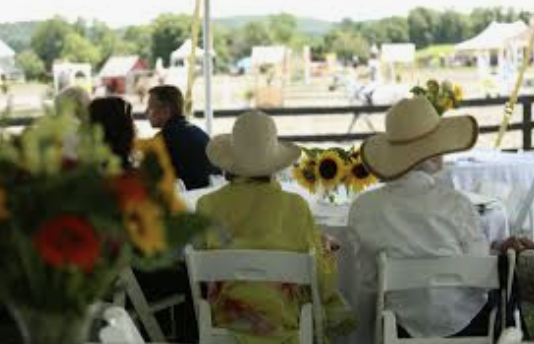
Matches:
[375,252,500,344]
[184,244,324,344]
[99,306,146,344]
[120,267,185,342]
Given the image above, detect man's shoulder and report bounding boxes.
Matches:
[163,118,210,142]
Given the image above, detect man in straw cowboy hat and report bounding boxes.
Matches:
[196,111,356,344]
[347,97,490,343]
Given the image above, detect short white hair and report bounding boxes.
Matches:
[54,86,91,119]
[412,156,443,174]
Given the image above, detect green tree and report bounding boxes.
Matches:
[31,17,73,70]
[407,7,440,48]
[213,25,233,72]
[87,21,121,66]
[324,28,370,64]
[16,50,45,80]
[234,21,273,58]
[435,10,471,43]
[61,32,102,66]
[123,25,153,61]
[268,13,298,45]
[151,14,191,66]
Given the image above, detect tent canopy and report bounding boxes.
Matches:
[171,39,212,61]
[455,21,528,51]
[0,39,15,58]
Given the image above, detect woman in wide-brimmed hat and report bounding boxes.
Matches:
[348,97,490,343]
[197,111,356,344]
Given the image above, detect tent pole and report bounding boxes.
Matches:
[203,0,213,136]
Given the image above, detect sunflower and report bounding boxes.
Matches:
[346,158,376,191]
[134,137,186,213]
[292,157,318,193]
[124,200,167,257]
[316,150,345,190]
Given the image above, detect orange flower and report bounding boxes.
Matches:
[34,216,100,272]
[110,172,148,209]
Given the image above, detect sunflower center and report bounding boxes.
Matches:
[319,159,338,180]
[353,163,370,179]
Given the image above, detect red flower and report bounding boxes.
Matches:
[34,216,100,272]
[109,173,148,209]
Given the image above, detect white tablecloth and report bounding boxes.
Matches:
[439,150,534,236]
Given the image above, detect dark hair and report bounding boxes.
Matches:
[89,97,135,169]
[148,85,184,117]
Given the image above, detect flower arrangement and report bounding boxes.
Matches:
[292,147,376,201]
[410,79,463,116]
[0,114,209,319]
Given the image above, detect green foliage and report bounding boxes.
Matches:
[30,17,73,70]
[268,13,299,45]
[3,6,531,73]
[123,25,153,62]
[15,50,46,80]
[151,14,192,66]
[61,32,102,66]
[324,28,370,64]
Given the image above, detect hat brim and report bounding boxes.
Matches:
[362,115,478,181]
[207,134,301,177]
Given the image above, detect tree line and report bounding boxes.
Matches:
[0,6,531,80]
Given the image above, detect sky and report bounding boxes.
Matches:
[0,0,532,27]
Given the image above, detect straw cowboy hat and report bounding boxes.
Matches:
[361,96,478,181]
[206,111,301,177]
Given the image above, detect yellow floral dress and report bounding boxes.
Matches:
[197,179,356,344]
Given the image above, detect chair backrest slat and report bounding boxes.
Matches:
[186,247,314,284]
[381,255,500,291]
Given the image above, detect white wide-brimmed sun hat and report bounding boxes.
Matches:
[361,96,478,181]
[206,111,301,177]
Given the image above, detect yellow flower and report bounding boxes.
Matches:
[438,97,453,112]
[316,150,345,190]
[453,85,463,102]
[346,159,376,191]
[292,157,317,193]
[0,188,9,221]
[134,137,187,213]
[124,200,167,256]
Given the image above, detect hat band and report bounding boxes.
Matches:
[387,122,440,144]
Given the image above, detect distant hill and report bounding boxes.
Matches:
[214,15,333,36]
[0,21,39,52]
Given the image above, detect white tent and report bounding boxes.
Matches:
[0,40,17,77]
[455,21,528,51]
[170,39,207,62]
[0,40,15,58]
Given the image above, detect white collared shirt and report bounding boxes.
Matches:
[348,170,489,341]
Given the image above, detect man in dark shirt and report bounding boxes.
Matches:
[146,85,216,190]
[141,85,215,342]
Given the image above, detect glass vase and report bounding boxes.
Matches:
[7,303,94,344]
